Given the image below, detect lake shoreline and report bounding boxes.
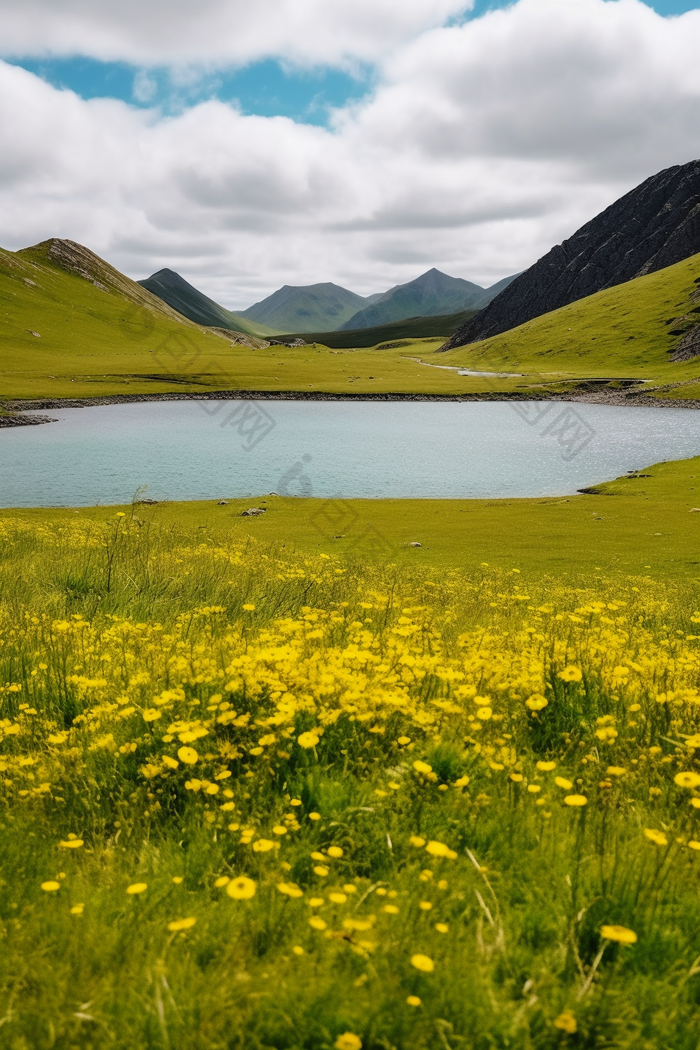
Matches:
[2,386,699,427]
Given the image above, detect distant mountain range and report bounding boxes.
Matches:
[138,269,278,337]
[337,268,515,331]
[441,158,700,351]
[139,267,517,335]
[239,282,369,332]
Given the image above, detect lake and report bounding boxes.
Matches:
[1,398,700,507]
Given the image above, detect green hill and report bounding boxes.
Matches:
[240,282,369,332]
[0,239,249,399]
[138,268,278,338]
[274,308,478,348]
[437,248,700,393]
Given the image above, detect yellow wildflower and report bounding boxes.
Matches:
[278,882,304,898]
[601,925,637,945]
[334,1034,361,1050]
[553,1011,577,1034]
[168,917,196,932]
[226,876,256,900]
[177,746,198,765]
[558,666,582,682]
[675,772,700,789]
[643,828,668,847]
[425,840,457,859]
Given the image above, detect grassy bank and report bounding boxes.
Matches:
[2,460,700,1047]
[7,453,700,578]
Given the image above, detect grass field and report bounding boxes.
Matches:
[3,460,700,1048]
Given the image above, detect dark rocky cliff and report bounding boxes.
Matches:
[440,159,700,350]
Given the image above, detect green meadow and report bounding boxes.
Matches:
[2,458,700,1048]
[438,251,700,396]
[2,241,700,405]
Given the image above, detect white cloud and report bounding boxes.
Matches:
[0,0,472,68]
[0,0,699,307]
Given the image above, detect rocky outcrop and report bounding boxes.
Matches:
[440,159,700,350]
[669,281,700,361]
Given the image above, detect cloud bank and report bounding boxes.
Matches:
[1,0,699,307]
[0,0,472,67]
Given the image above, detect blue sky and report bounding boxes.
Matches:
[11,56,372,125]
[8,0,699,126]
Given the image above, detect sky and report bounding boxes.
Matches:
[1,0,699,309]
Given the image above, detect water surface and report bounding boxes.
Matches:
[1,398,699,507]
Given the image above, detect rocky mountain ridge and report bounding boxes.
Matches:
[440,159,700,351]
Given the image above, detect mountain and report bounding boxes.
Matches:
[18,240,193,324]
[271,308,478,349]
[240,283,369,332]
[138,268,277,337]
[440,158,700,350]
[338,268,517,331]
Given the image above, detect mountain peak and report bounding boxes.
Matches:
[138,268,276,337]
[18,239,190,322]
[240,282,368,332]
[337,268,515,332]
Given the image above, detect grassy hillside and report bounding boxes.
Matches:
[240,283,369,332]
[2,459,700,1047]
[438,250,700,395]
[0,240,246,398]
[138,269,279,338]
[273,309,477,348]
